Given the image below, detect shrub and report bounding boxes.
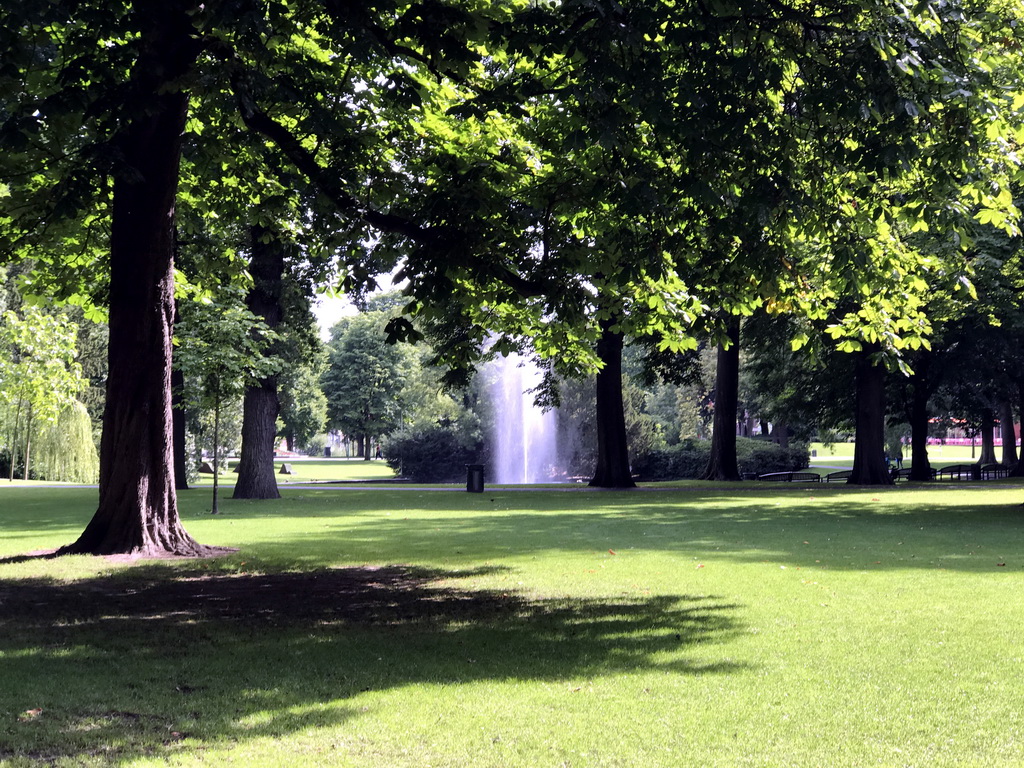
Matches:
[633,438,809,481]
[384,426,485,483]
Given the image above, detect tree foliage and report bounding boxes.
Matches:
[0,305,84,480]
[322,309,413,456]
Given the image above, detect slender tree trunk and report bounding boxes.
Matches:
[233,227,284,499]
[171,361,190,491]
[590,320,635,488]
[848,348,893,485]
[977,407,997,465]
[908,379,933,481]
[1000,400,1017,466]
[22,408,33,481]
[60,0,216,556]
[8,398,22,483]
[702,319,741,481]
[211,398,221,514]
[1013,382,1024,477]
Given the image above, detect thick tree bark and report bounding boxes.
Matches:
[1000,401,1017,466]
[589,320,635,488]
[701,319,741,481]
[907,378,933,481]
[60,1,216,556]
[976,407,997,465]
[848,348,893,485]
[233,227,284,500]
[773,422,790,450]
[233,383,282,498]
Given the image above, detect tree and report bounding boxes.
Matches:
[174,293,279,514]
[0,0,518,553]
[0,306,84,481]
[232,228,286,500]
[589,320,635,487]
[32,400,99,483]
[701,318,742,481]
[322,309,412,459]
[390,0,1023,487]
[2,0,1021,546]
[278,357,328,454]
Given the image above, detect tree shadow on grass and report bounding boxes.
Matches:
[0,565,745,764]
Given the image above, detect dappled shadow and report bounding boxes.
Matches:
[0,565,744,764]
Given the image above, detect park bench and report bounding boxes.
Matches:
[981,463,1011,479]
[824,470,852,483]
[757,471,821,483]
[890,467,937,481]
[935,463,977,481]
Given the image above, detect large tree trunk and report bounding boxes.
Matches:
[907,376,933,481]
[701,318,741,481]
[848,348,893,485]
[60,1,214,556]
[589,320,635,488]
[773,422,790,450]
[977,407,997,465]
[233,227,284,499]
[1004,399,1020,468]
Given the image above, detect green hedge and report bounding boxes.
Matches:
[634,438,810,481]
[383,426,484,483]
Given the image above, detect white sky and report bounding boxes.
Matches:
[312,294,356,339]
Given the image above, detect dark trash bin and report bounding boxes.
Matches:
[466,464,485,493]
[324,447,331,457]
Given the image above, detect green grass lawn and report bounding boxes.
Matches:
[3,481,1024,766]
[200,457,398,486]
[809,441,1002,467]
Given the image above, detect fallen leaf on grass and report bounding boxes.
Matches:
[18,709,42,722]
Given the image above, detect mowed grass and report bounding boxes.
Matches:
[2,481,1024,766]
[198,457,398,486]
[809,441,1002,467]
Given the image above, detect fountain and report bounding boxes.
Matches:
[489,352,559,484]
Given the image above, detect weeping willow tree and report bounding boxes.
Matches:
[33,400,99,483]
[0,307,84,481]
